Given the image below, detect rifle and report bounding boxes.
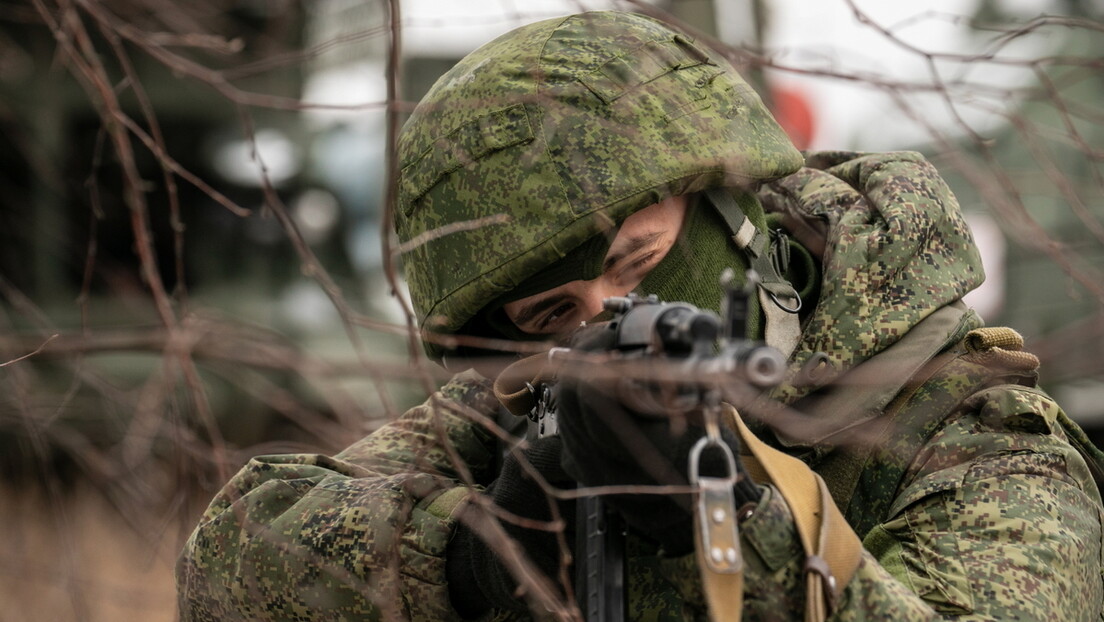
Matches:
[525,270,786,621]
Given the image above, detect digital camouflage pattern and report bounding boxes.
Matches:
[177,372,501,621]
[177,150,1104,620]
[756,150,985,406]
[394,11,803,350]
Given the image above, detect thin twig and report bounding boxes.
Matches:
[0,334,58,367]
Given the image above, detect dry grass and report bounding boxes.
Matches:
[0,481,189,622]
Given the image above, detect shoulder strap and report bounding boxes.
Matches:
[492,352,554,417]
[836,326,1043,537]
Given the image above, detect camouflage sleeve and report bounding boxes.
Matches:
[658,385,1104,620]
[176,371,501,622]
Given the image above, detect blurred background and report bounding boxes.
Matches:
[1,0,1102,619]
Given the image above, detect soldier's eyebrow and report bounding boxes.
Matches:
[510,294,569,330]
[509,230,667,330]
[602,231,664,273]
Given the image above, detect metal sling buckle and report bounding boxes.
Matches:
[689,408,743,574]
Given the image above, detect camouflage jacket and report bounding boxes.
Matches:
[177,153,1104,620]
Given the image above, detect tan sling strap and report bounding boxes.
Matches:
[696,406,864,622]
[696,529,745,622]
[493,354,864,621]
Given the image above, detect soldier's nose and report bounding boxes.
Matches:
[578,279,629,321]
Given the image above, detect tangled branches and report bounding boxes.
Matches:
[1,1,1103,620]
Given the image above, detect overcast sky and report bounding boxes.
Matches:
[754,0,1058,150]
[394,0,1058,150]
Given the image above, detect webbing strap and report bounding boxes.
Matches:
[697,551,744,622]
[839,324,1044,536]
[704,188,802,359]
[696,407,864,622]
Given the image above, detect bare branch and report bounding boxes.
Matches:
[0,334,58,367]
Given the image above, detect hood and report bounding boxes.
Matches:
[758,151,986,405]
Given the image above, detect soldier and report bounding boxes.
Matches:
[177,10,1104,621]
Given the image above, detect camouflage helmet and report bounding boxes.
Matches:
[394,10,803,356]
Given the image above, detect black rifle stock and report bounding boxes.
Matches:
[529,384,626,622]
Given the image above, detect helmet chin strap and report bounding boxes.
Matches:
[702,188,803,360]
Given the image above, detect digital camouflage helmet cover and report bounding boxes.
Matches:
[394,11,804,358]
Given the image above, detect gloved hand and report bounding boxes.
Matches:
[446,436,575,618]
[554,323,761,556]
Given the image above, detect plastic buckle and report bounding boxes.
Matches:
[768,228,792,276]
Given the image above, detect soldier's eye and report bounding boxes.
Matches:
[539,302,575,331]
[628,251,658,273]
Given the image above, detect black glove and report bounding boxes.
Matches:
[446,436,575,618]
[554,324,760,556]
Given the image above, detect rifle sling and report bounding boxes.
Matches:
[698,407,864,622]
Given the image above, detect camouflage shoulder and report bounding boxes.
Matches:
[438,368,500,412]
[178,450,473,621]
[899,383,1103,508]
[865,424,1104,619]
[336,370,500,481]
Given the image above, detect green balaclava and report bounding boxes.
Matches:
[475,188,810,343]
[475,190,757,342]
[638,190,820,340]
[637,191,759,317]
[478,231,614,341]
